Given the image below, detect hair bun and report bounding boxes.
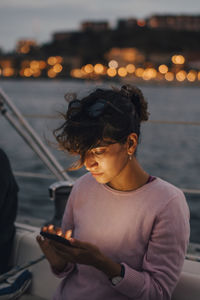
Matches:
[121,84,149,122]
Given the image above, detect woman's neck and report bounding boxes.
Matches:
[107,157,149,192]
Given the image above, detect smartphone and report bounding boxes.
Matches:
[40,231,72,246]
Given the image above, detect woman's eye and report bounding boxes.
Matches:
[94,149,106,155]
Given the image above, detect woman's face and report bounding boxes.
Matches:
[83,141,130,187]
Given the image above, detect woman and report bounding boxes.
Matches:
[37,85,190,300]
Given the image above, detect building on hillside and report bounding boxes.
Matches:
[117,18,146,29]
[148,15,200,31]
[81,21,110,32]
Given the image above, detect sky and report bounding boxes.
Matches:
[0,0,200,52]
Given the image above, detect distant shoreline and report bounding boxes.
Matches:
[0,77,200,88]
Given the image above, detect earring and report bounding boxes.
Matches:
[129,155,132,161]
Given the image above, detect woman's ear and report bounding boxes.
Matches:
[127,133,138,155]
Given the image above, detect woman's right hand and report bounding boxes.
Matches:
[36,235,71,272]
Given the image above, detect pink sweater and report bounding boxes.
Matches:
[53,173,190,300]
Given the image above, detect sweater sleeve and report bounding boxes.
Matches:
[111,193,190,300]
[52,184,77,278]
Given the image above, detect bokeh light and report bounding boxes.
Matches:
[47,57,57,65]
[33,70,41,77]
[118,67,127,77]
[94,63,104,74]
[53,64,63,73]
[187,70,197,82]
[56,56,63,64]
[3,67,14,77]
[47,69,57,78]
[135,67,144,77]
[142,68,157,80]
[24,68,33,77]
[126,64,135,73]
[39,61,46,69]
[107,68,117,77]
[108,60,118,69]
[165,72,174,81]
[158,64,168,74]
[30,61,40,70]
[176,70,187,81]
[172,55,185,65]
[70,69,83,78]
[84,64,94,74]
[137,19,146,27]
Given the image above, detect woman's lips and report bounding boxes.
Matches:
[91,172,103,176]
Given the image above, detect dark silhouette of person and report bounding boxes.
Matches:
[0,148,18,274]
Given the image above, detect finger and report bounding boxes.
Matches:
[36,235,45,247]
[49,239,81,257]
[69,238,92,250]
[36,235,51,251]
[36,236,47,256]
[64,229,72,240]
[50,240,73,252]
[36,236,63,265]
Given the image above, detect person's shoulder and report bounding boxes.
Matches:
[152,177,184,199]
[72,172,95,190]
[153,177,189,214]
[69,172,97,202]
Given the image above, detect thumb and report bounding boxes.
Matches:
[36,235,50,250]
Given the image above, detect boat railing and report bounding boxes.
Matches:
[21,113,200,126]
[12,170,200,195]
[0,88,74,185]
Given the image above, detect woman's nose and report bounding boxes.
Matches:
[84,153,98,170]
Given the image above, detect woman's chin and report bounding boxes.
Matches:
[91,173,108,184]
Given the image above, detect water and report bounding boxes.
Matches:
[0,79,199,243]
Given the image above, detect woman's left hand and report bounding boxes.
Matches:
[51,238,103,268]
[51,238,122,277]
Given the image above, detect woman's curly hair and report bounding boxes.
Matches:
[54,84,149,170]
